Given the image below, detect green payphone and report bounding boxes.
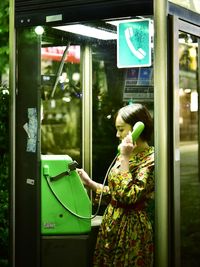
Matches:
[41,155,91,235]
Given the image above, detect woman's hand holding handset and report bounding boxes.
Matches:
[118,131,137,171]
[119,131,136,156]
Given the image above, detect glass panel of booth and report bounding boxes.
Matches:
[41,42,82,163]
[39,17,154,173]
[38,16,154,213]
[178,31,200,266]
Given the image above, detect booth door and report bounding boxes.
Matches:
[172,17,200,267]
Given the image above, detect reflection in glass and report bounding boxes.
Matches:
[40,18,154,179]
[41,41,82,163]
[179,32,200,266]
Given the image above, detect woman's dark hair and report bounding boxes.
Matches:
[116,103,153,142]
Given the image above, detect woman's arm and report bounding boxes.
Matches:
[77,168,111,205]
[112,159,154,204]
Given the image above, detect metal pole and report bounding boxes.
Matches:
[81,45,93,177]
[154,0,169,266]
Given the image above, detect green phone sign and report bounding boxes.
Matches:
[117,19,151,68]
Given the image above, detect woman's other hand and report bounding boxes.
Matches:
[77,168,91,186]
[77,168,103,191]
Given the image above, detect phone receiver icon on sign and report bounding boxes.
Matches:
[125,27,146,60]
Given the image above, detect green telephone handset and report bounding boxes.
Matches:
[131,121,145,142]
[118,121,145,153]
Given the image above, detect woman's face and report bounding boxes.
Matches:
[115,114,132,141]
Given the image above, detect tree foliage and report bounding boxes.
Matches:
[0,1,9,265]
[0,0,9,80]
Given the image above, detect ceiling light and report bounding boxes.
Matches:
[35,26,44,35]
[54,24,117,40]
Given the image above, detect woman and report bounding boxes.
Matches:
[78,103,154,267]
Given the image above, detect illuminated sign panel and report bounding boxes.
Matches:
[117,19,151,68]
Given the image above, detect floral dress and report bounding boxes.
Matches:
[93,146,154,267]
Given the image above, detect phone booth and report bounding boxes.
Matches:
[10,0,200,266]
[11,0,155,266]
[13,0,198,265]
